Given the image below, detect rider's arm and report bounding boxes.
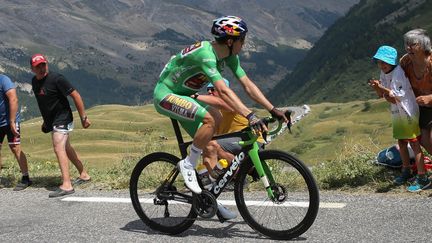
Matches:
[194,94,235,112]
[213,80,252,117]
[237,75,274,111]
[225,55,276,113]
[200,58,252,117]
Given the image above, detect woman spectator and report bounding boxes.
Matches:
[400,29,432,156]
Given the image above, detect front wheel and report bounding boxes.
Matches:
[129,152,197,234]
[234,150,319,240]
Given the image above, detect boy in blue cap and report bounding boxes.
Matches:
[368,45,430,192]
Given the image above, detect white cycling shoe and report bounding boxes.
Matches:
[217,203,237,220]
[178,159,202,194]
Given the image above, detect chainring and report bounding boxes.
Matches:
[192,191,217,218]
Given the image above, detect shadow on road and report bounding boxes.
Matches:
[121,219,307,241]
[0,175,61,191]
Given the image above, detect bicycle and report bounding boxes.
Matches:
[129,113,319,240]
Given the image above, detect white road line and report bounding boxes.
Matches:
[61,197,346,209]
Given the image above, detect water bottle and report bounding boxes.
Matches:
[210,159,229,180]
[197,164,213,190]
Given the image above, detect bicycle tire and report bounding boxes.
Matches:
[234,150,319,240]
[130,152,197,234]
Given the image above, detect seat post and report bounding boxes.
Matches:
[170,118,188,158]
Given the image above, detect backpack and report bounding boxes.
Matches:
[375,144,414,168]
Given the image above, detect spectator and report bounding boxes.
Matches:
[400,30,432,153]
[30,54,91,198]
[0,74,31,191]
[368,45,430,192]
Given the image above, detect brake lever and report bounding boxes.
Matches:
[285,110,292,134]
[261,117,270,142]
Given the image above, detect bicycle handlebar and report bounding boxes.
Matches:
[240,110,292,146]
[264,109,292,135]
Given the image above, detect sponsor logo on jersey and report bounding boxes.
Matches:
[159,94,198,120]
[202,58,216,63]
[181,42,203,57]
[183,73,208,90]
[208,68,217,76]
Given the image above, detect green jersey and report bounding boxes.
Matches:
[158,41,246,95]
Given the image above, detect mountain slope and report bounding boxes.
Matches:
[0,0,357,116]
[269,0,432,105]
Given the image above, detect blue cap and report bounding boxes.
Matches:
[373,45,397,65]
[208,78,230,88]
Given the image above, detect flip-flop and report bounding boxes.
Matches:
[72,177,91,186]
[49,188,75,198]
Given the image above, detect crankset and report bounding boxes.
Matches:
[192,191,217,218]
[271,183,287,204]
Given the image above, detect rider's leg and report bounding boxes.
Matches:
[202,140,219,172]
[183,112,216,168]
[178,112,216,194]
[154,87,218,194]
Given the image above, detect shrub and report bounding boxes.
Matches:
[314,142,393,190]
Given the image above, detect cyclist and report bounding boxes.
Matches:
[153,16,287,196]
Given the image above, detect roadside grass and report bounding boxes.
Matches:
[0,100,411,193]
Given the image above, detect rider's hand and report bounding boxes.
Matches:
[270,107,288,123]
[247,112,268,134]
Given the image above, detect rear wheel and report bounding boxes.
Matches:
[234,150,319,240]
[130,152,196,234]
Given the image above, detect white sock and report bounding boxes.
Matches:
[184,144,202,169]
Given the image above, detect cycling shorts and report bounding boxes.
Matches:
[217,136,265,155]
[154,82,209,137]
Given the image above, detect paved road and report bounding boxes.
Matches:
[1,188,432,242]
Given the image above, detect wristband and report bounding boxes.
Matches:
[246,112,255,120]
[81,116,87,122]
[192,94,199,99]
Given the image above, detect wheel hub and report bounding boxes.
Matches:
[271,183,287,204]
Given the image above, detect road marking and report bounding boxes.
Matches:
[61,197,346,209]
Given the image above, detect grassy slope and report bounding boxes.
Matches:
[0,100,393,169]
[270,99,393,165]
[17,105,183,169]
[0,101,399,190]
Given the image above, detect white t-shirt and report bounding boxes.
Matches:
[380,65,420,139]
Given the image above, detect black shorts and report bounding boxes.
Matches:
[0,123,20,145]
[419,106,432,129]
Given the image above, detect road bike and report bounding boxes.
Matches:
[130,115,319,240]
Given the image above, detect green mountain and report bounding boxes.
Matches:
[269,0,432,105]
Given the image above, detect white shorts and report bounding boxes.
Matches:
[52,122,74,134]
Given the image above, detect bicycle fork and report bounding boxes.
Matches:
[248,142,276,199]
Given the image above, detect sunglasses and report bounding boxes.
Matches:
[207,87,215,92]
